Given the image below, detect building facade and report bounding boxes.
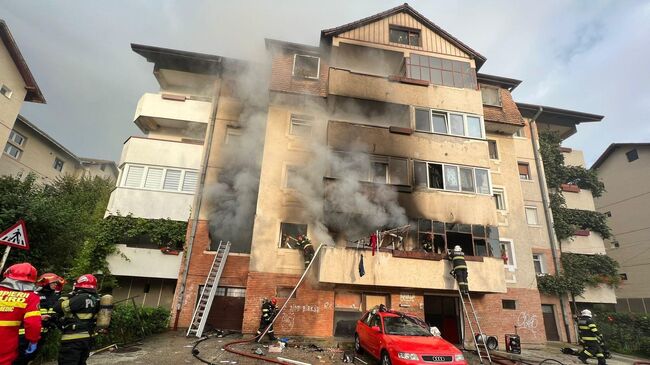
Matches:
[593,143,650,313]
[114,4,614,345]
[0,114,117,182]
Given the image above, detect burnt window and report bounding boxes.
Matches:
[406,54,476,89]
[626,149,639,162]
[389,26,420,46]
[292,54,320,79]
[502,300,517,310]
[279,222,307,248]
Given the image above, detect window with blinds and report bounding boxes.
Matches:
[182,171,198,192]
[518,162,531,180]
[124,166,144,188]
[120,164,198,194]
[144,168,163,189]
[163,170,182,191]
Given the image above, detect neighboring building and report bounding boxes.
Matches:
[0,114,117,182]
[593,143,650,313]
[114,4,612,345]
[0,20,45,148]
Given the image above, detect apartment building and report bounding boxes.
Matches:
[593,143,650,313]
[0,20,45,148]
[115,4,613,345]
[0,114,118,181]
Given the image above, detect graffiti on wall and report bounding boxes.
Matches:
[516,311,539,338]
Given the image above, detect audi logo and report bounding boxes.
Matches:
[431,357,446,362]
[422,355,452,362]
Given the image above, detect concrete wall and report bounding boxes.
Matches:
[107,244,183,279]
[118,136,203,169]
[134,92,212,125]
[111,276,177,309]
[0,41,27,148]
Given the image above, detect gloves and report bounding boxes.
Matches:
[25,342,38,355]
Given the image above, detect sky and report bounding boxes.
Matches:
[2,1,649,166]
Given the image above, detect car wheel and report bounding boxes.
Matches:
[381,351,392,365]
[354,334,363,354]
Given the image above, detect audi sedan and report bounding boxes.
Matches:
[355,309,467,365]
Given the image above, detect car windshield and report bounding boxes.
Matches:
[383,316,433,336]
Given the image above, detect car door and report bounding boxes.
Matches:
[366,314,383,358]
[357,312,371,351]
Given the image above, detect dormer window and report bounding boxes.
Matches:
[292,54,320,79]
[389,26,420,46]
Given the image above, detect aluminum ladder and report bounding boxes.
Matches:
[458,288,492,364]
[186,241,231,337]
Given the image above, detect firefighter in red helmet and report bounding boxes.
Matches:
[55,274,100,365]
[14,273,65,365]
[0,263,42,365]
[256,297,278,342]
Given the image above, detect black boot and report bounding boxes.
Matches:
[578,354,588,364]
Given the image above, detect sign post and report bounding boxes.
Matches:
[0,220,30,272]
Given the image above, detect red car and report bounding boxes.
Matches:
[355,309,467,365]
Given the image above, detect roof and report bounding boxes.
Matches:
[320,3,487,69]
[516,102,604,126]
[265,38,322,54]
[16,114,77,161]
[477,73,522,91]
[131,43,224,75]
[0,20,45,103]
[591,143,650,170]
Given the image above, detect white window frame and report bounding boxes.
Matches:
[0,84,12,99]
[292,54,320,80]
[289,114,313,137]
[481,85,502,107]
[8,130,26,147]
[414,107,485,139]
[518,162,532,181]
[532,253,546,275]
[500,238,516,271]
[524,206,540,226]
[493,187,507,211]
[3,143,21,160]
[415,160,492,196]
[225,127,242,145]
[120,163,199,194]
[488,139,499,160]
[513,127,526,138]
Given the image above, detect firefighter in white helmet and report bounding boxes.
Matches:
[448,245,469,294]
[577,309,606,364]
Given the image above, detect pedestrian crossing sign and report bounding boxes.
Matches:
[0,220,29,250]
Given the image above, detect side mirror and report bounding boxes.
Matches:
[371,326,381,333]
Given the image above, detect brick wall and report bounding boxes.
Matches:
[482,86,524,127]
[270,50,328,97]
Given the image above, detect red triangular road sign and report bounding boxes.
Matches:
[0,220,29,250]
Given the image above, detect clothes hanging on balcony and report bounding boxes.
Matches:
[370,233,377,256]
[358,254,365,277]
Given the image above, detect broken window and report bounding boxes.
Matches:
[279,222,307,248]
[428,163,444,189]
[389,26,420,46]
[292,54,320,79]
[290,115,313,137]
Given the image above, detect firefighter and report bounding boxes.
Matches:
[14,273,65,365]
[577,309,607,365]
[422,233,433,253]
[449,245,469,294]
[296,235,314,268]
[55,274,100,365]
[256,297,278,341]
[0,263,42,365]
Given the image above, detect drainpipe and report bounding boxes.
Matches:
[173,76,222,330]
[529,107,573,343]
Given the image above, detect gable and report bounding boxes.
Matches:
[336,11,470,59]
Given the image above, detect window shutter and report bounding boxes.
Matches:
[518,163,530,176]
[182,171,198,192]
[124,166,144,188]
[144,168,163,189]
[163,169,182,191]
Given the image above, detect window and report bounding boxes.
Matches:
[182,171,198,192]
[611,240,620,248]
[292,54,320,79]
[417,219,501,257]
[333,153,408,186]
[279,222,307,248]
[53,158,64,172]
[604,211,612,217]
[389,26,420,46]
[414,108,484,139]
[121,164,198,193]
[405,54,476,89]
[163,169,182,191]
[620,273,628,280]
[276,286,297,298]
[525,206,539,225]
[100,164,106,171]
[501,240,516,269]
[532,254,545,274]
[225,128,241,145]
[481,86,501,107]
[8,131,25,147]
[626,149,639,162]
[513,127,525,137]
[488,140,498,159]
[226,288,246,297]
[0,84,12,99]
[290,115,313,137]
[285,166,300,189]
[502,300,517,310]
[144,167,163,189]
[493,188,506,211]
[414,161,491,195]
[3,143,21,159]
[124,165,144,188]
[518,162,531,180]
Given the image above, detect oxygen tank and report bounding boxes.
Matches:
[96,294,113,329]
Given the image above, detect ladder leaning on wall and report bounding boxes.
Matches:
[458,287,492,364]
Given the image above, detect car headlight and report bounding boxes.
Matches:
[397,352,419,361]
[455,354,465,361]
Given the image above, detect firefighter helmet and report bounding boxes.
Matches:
[74,274,97,289]
[270,297,278,305]
[581,309,592,318]
[37,273,65,291]
[3,263,37,283]
[454,245,462,252]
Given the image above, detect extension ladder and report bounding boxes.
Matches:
[187,241,231,337]
[458,287,492,364]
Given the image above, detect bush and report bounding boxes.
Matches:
[593,312,650,356]
[95,304,170,346]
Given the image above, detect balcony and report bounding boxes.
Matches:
[107,244,182,279]
[120,136,203,169]
[317,246,506,293]
[561,233,607,255]
[106,188,193,221]
[576,284,617,304]
[134,92,212,133]
[328,68,483,115]
[563,188,596,211]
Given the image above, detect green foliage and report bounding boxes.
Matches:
[537,253,620,297]
[593,312,650,356]
[563,165,606,198]
[558,208,612,240]
[95,304,170,346]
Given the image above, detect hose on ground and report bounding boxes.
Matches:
[223,336,289,365]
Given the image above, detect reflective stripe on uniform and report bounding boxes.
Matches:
[24,310,41,318]
[579,325,590,330]
[61,332,92,341]
[581,336,598,341]
[0,320,21,326]
[76,313,94,320]
[454,265,468,270]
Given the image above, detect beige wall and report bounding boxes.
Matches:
[0,41,28,148]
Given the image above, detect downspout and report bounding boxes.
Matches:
[529,106,573,343]
[173,75,222,330]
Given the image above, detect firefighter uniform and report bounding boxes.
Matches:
[449,246,469,294]
[256,298,277,341]
[55,275,100,365]
[0,263,42,365]
[295,235,314,268]
[578,310,606,365]
[422,234,433,253]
